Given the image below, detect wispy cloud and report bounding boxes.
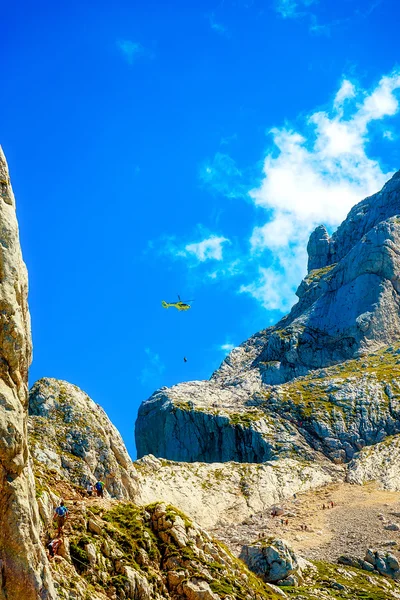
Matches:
[209,12,230,37]
[220,133,238,146]
[117,39,145,64]
[220,342,235,353]
[383,129,395,140]
[243,72,400,310]
[207,258,242,281]
[199,153,246,198]
[185,235,230,262]
[275,0,382,36]
[275,0,317,19]
[157,232,231,265]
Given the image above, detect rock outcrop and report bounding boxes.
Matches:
[307,225,330,271]
[240,538,305,586]
[347,433,400,490]
[339,548,400,580]
[0,148,55,599]
[29,378,138,500]
[136,173,400,463]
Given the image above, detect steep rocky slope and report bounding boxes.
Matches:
[38,481,284,600]
[31,460,400,600]
[29,378,138,500]
[136,172,400,463]
[0,148,55,599]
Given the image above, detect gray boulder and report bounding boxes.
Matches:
[339,549,400,580]
[239,538,301,584]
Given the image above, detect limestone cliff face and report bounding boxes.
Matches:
[134,454,343,530]
[0,148,55,599]
[29,378,138,500]
[347,433,400,490]
[136,173,400,463]
[136,345,400,463]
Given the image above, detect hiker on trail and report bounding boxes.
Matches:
[47,538,62,560]
[95,480,105,498]
[322,503,326,510]
[87,482,94,497]
[53,501,68,537]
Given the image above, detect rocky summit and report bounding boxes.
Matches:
[136,171,400,464]
[3,147,400,600]
[29,378,138,500]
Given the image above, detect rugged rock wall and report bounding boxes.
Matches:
[0,148,55,599]
[136,345,400,463]
[29,378,138,500]
[136,173,400,463]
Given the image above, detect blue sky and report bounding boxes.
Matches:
[2,0,400,458]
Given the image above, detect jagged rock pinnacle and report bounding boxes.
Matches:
[307,224,331,272]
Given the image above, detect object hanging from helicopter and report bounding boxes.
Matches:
[161,295,192,311]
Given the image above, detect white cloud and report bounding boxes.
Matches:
[220,343,235,353]
[117,39,145,64]
[244,72,400,310]
[334,80,356,111]
[185,236,230,262]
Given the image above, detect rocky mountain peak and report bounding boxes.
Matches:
[29,377,138,500]
[307,224,331,272]
[136,173,400,465]
[307,169,400,274]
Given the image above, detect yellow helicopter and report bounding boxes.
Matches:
[162,295,192,311]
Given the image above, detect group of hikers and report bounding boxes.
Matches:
[87,480,105,498]
[47,479,106,560]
